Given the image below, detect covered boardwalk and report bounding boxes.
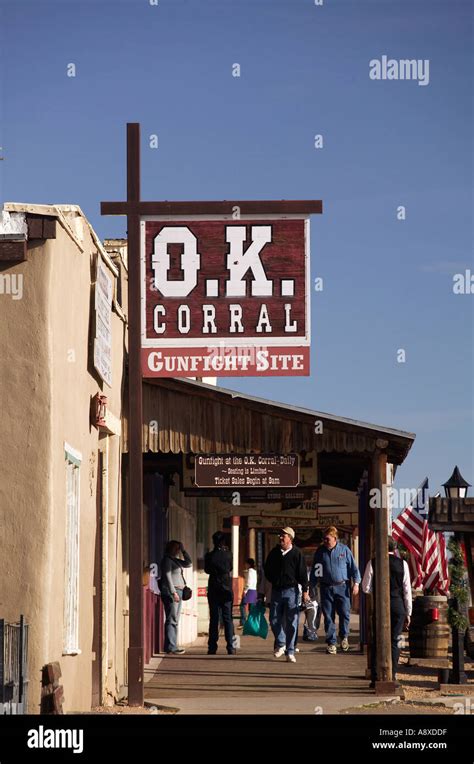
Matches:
[144,617,385,715]
[122,377,415,690]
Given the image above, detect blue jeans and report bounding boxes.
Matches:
[270,586,299,656]
[370,600,406,681]
[320,582,351,645]
[163,590,183,652]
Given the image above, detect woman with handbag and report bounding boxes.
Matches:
[160,540,192,655]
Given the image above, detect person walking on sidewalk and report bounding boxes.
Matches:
[310,526,360,655]
[362,536,412,688]
[239,558,258,628]
[160,540,192,655]
[205,532,235,655]
[263,527,309,663]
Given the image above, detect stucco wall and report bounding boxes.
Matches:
[0,216,127,712]
[0,239,54,713]
[46,219,126,711]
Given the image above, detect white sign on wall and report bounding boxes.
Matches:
[94,256,113,386]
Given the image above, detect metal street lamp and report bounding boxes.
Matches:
[442,467,471,685]
[443,466,471,500]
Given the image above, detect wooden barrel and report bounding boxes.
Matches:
[408,595,450,658]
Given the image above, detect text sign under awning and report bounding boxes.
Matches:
[194,453,300,489]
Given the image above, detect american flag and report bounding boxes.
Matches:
[392,484,449,595]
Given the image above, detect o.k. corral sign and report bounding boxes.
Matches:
[140,216,311,377]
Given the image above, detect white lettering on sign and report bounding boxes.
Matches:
[154,305,166,334]
[152,226,200,297]
[145,349,307,375]
[225,225,273,297]
[202,305,217,334]
[177,304,191,334]
[284,304,297,332]
[256,304,272,333]
[151,303,299,334]
[229,304,244,333]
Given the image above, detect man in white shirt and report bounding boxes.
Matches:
[362,536,412,687]
[239,558,258,627]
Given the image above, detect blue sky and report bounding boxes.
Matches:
[1,0,473,497]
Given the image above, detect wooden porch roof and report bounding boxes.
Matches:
[122,378,415,467]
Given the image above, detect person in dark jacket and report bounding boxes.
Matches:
[263,527,309,663]
[362,536,412,688]
[204,531,235,655]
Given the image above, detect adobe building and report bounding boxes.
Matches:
[0,204,128,711]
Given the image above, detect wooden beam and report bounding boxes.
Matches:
[125,123,144,706]
[373,449,394,687]
[26,216,43,239]
[26,215,57,240]
[101,199,323,216]
[0,239,27,261]
[42,217,56,239]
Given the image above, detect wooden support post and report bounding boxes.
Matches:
[248,527,256,561]
[373,448,394,690]
[232,515,241,604]
[365,460,375,678]
[126,123,144,705]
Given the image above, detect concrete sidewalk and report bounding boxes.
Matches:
[144,625,398,715]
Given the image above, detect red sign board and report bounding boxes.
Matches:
[140,217,310,376]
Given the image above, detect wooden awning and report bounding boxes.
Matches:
[122,378,415,466]
[429,497,474,532]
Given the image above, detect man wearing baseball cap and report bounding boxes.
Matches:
[263,527,309,663]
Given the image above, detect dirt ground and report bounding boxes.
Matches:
[341,701,455,715]
[396,647,474,702]
[88,703,178,714]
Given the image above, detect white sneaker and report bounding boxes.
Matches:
[341,637,349,652]
[274,647,285,658]
[326,644,337,655]
[287,654,296,663]
[295,648,300,653]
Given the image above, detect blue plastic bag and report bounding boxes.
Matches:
[242,603,269,639]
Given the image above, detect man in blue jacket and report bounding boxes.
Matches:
[310,526,361,654]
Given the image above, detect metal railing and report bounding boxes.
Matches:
[0,615,29,714]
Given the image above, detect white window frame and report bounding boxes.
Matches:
[63,443,82,655]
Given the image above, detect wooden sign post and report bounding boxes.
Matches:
[101,122,322,705]
[102,123,144,705]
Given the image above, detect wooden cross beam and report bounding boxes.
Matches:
[101,199,323,216]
